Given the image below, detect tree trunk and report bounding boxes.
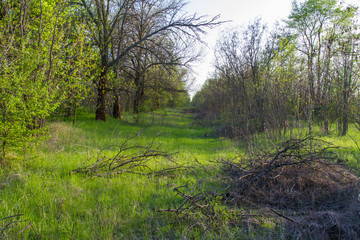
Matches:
[342,89,349,136]
[322,91,330,134]
[341,56,350,136]
[133,87,143,114]
[322,43,332,135]
[133,74,144,114]
[308,94,313,153]
[1,139,6,165]
[95,69,107,121]
[113,95,121,119]
[324,116,329,134]
[256,94,264,132]
[342,113,348,136]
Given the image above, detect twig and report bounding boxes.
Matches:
[71,130,179,177]
[158,209,179,213]
[0,214,23,221]
[268,208,300,224]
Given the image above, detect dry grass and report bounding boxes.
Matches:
[45,122,85,151]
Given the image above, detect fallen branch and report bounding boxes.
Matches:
[71,131,181,177]
[0,213,33,239]
[267,208,299,224]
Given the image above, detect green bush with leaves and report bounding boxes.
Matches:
[0,0,95,163]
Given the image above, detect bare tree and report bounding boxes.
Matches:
[286,0,336,136]
[286,0,358,135]
[209,20,268,137]
[75,0,220,121]
[334,26,360,135]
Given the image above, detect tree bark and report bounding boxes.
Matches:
[133,86,144,114]
[113,95,121,119]
[95,68,108,121]
[342,84,349,136]
[133,74,145,114]
[1,139,6,165]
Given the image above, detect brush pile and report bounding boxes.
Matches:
[219,137,360,239]
[71,131,182,178]
[163,137,360,239]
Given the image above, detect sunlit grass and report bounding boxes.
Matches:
[0,109,239,239]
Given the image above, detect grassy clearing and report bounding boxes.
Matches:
[0,109,238,239]
[1,109,359,239]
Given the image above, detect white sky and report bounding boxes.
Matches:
[185,0,360,95]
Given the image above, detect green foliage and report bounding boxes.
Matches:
[0,0,96,162]
[0,38,56,161]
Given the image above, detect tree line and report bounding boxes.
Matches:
[0,0,220,163]
[193,0,360,139]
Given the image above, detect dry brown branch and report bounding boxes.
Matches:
[158,184,221,237]
[70,131,183,177]
[0,214,33,239]
[159,182,264,239]
[267,208,300,225]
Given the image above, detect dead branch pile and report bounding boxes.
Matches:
[160,137,360,239]
[221,138,357,208]
[71,131,182,177]
[218,137,360,239]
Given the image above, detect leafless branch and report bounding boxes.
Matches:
[70,131,184,177]
[0,214,33,239]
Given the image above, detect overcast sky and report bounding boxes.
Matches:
[184,0,359,96]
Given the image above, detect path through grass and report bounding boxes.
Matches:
[1,109,238,239]
[1,109,360,239]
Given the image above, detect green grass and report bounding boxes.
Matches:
[0,109,238,239]
[1,109,359,239]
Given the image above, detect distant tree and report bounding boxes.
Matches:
[287,0,337,135]
[286,0,358,135]
[261,29,302,137]
[75,0,220,121]
[194,0,360,140]
[209,20,268,136]
[243,19,267,131]
[334,22,360,135]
